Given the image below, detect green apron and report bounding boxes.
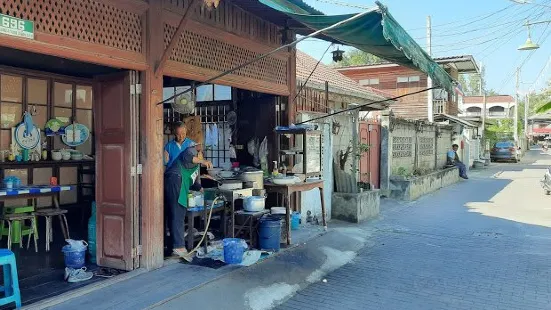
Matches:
[177,162,200,208]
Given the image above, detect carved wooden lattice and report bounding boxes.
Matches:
[163,0,281,47]
[164,24,288,85]
[0,0,142,53]
[392,136,413,158]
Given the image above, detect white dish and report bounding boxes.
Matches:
[272,176,299,185]
[271,207,286,215]
[207,168,223,177]
[218,171,236,178]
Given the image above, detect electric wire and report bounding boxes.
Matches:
[497,22,551,93]
[294,43,333,102]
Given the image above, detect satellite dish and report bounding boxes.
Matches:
[172,91,195,115]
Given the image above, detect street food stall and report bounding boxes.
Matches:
[162,80,327,258]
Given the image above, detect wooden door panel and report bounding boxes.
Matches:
[94,72,134,271]
[100,145,125,203]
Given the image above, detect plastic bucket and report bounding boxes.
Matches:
[62,245,87,269]
[259,216,282,252]
[291,212,301,230]
[223,238,245,264]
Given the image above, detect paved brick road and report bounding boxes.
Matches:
[278,150,551,310]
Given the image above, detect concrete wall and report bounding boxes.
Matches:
[332,190,380,223]
[389,167,460,201]
[387,117,454,176]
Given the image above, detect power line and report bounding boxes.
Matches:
[413,3,541,40]
[294,43,333,102]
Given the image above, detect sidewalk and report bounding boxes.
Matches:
[29,224,329,310]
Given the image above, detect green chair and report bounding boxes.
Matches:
[0,206,38,246]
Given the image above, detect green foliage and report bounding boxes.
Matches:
[332,49,382,67]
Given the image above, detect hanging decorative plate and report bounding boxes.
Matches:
[44,118,66,136]
[62,123,90,147]
[14,123,41,150]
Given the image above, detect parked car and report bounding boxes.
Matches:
[490,141,520,163]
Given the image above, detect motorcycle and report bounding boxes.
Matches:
[541,167,551,195]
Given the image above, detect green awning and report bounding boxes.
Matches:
[259,0,455,91]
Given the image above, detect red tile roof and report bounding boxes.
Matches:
[463,95,515,104]
[296,51,394,101]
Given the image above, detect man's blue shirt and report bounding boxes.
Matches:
[164,138,193,168]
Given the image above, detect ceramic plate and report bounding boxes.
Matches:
[62,123,90,147]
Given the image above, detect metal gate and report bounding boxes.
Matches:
[359,121,381,189]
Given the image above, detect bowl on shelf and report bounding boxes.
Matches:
[51,151,62,161]
[71,151,83,161]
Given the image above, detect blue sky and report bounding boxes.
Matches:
[297,0,551,96]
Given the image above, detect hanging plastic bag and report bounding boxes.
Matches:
[259,137,268,172]
[247,138,257,156]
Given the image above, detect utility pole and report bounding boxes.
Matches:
[514,67,520,143]
[427,15,433,122]
[525,92,530,149]
[481,62,486,148]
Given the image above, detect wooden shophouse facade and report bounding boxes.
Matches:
[0,0,306,271]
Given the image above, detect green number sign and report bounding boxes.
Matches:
[0,14,34,40]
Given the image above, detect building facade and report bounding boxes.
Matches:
[460,95,516,119]
[337,55,479,120]
[0,0,314,273]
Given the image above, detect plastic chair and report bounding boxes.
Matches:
[1,214,38,252]
[0,206,37,246]
[0,249,21,308]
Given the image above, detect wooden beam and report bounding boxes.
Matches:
[141,0,165,270]
[154,0,197,77]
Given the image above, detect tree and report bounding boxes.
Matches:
[332,49,382,67]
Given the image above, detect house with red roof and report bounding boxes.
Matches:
[336,55,479,120]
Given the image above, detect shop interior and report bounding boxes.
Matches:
[162,74,325,266]
[162,76,283,260]
[0,46,123,306]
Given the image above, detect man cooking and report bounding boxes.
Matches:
[164,122,193,168]
[164,141,213,258]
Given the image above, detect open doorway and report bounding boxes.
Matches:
[162,76,280,259]
[0,47,139,306]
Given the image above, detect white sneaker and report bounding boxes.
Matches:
[64,267,72,281]
[67,267,94,283]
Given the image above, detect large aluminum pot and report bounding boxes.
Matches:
[218,179,243,191]
[239,170,264,189]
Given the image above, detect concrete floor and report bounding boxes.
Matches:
[39,149,551,310]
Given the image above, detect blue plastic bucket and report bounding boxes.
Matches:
[62,245,87,269]
[291,212,301,230]
[223,238,245,264]
[259,216,282,252]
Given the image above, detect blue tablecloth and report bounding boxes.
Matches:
[0,185,73,197]
[187,202,225,212]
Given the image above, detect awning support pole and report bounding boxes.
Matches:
[154,0,197,78]
[157,8,377,105]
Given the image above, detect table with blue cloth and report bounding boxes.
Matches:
[0,186,74,242]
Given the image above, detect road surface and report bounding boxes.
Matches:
[278,149,551,310]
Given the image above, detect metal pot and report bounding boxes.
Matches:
[218,179,243,191]
[239,170,264,189]
[243,196,265,212]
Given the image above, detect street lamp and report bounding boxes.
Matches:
[518,22,540,50]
